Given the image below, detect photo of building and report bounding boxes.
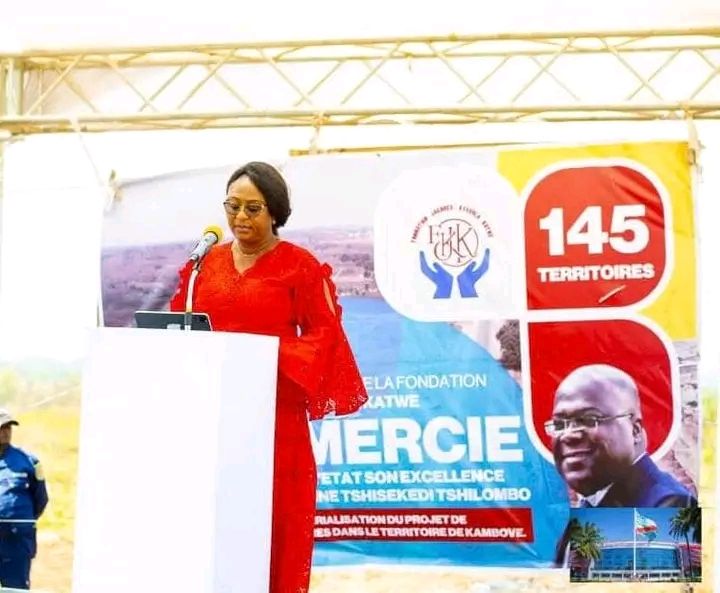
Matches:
[572,540,701,581]
[566,507,701,583]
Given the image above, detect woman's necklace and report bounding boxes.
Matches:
[232,237,279,261]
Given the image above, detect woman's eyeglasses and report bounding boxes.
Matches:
[223,201,267,218]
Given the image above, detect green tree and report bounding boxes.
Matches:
[669,507,701,578]
[568,519,604,579]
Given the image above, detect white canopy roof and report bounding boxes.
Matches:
[3,0,720,52]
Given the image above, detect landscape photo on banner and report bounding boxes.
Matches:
[97,141,699,569]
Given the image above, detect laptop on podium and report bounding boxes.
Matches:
[134,311,213,331]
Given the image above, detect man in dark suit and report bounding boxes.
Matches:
[547,364,696,508]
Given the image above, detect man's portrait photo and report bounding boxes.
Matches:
[547,364,697,508]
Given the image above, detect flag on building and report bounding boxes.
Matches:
[635,511,658,541]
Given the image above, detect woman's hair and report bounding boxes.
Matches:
[226,161,292,234]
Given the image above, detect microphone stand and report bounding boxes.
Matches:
[183,258,203,332]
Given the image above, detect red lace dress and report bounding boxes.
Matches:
[170,240,367,593]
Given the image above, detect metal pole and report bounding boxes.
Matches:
[633,508,637,580]
[0,58,24,301]
[0,59,8,302]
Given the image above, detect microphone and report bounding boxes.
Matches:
[189,225,224,262]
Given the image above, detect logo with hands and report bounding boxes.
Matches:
[420,248,491,299]
[410,203,496,300]
[374,166,517,320]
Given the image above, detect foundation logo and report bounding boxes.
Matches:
[374,163,519,321]
[413,205,493,299]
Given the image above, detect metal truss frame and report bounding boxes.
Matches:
[2,27,720,134]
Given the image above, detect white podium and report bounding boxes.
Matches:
[73,327,279,593]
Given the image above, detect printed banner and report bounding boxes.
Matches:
[100,142,699,568]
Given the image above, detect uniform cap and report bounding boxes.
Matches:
[0,409,18,428]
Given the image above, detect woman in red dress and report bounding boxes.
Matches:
[170,161,368,593]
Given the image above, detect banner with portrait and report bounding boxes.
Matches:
[99,141,699,568]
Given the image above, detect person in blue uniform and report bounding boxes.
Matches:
[0,409,48,589]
